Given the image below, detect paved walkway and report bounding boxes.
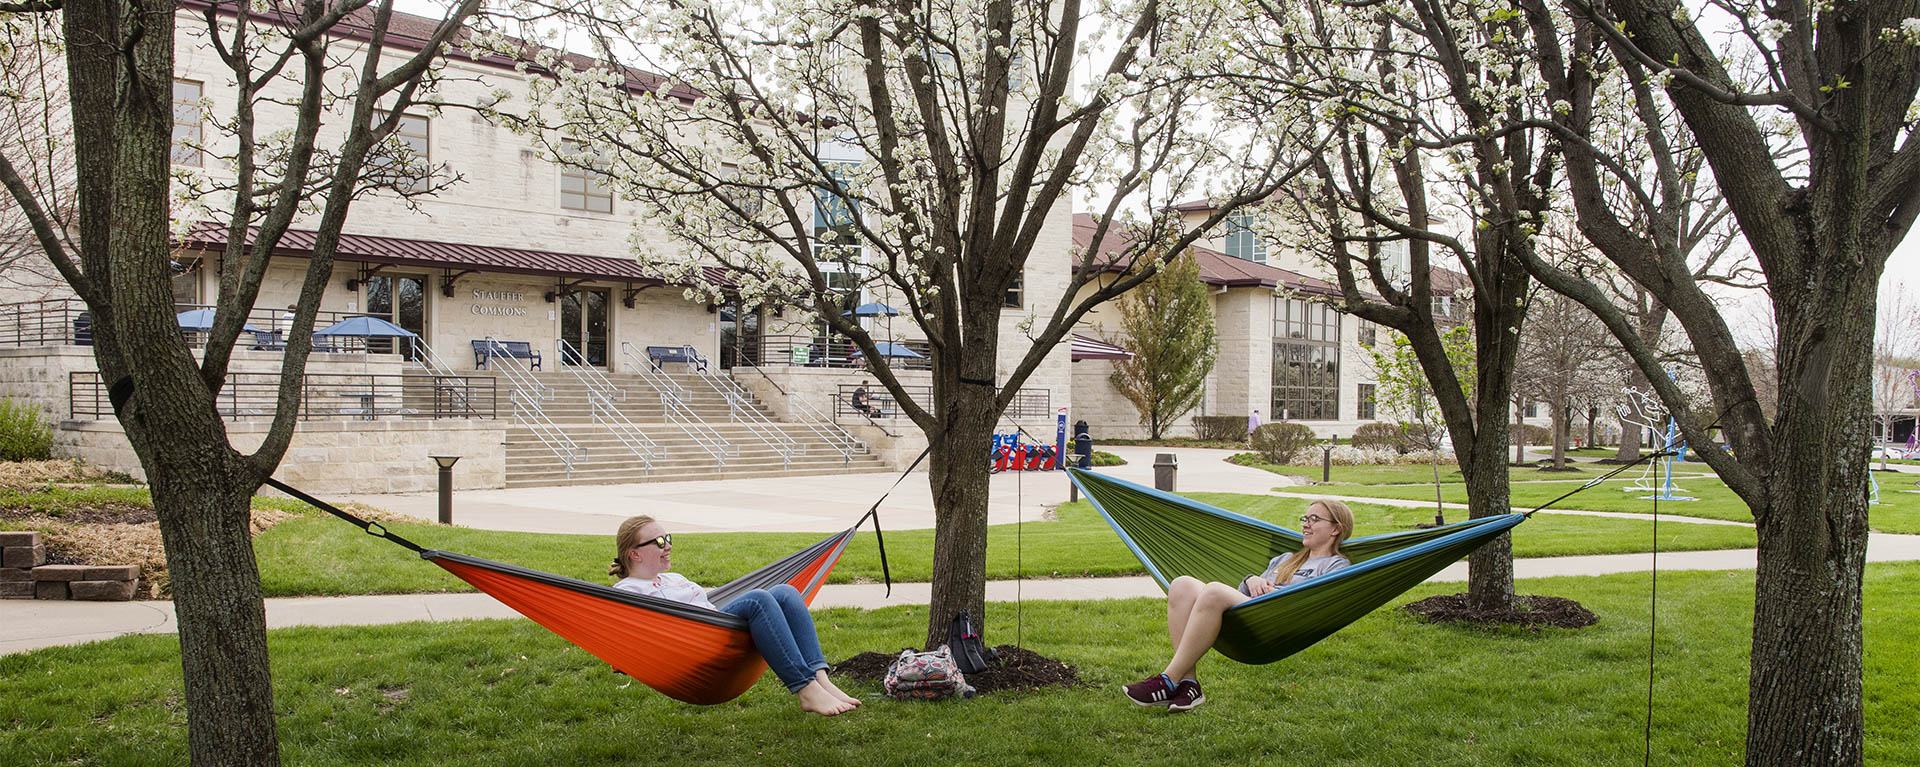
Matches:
[343,445,1303,535]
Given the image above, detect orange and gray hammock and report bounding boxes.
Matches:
[263,477,889,705]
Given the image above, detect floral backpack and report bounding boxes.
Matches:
[881,645,976,700]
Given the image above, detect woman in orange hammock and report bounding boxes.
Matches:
[1121,499,1354,712]
[609,515,861,716]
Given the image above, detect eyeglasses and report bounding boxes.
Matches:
[642,533,672,550]
[1299,514,1330,527]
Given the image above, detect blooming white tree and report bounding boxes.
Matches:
[493,0,1315,644]
[1232,0,1559,613]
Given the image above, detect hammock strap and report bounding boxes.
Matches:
[1519,448,1675,518]
[858,443,930,597]
[263,476,426,554]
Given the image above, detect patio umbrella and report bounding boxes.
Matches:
[176,309,264,333]
[314,315,419,355]
[842,302,902,340]
[842,302,901,317]
[855,342,923,359]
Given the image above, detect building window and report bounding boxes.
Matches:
[371,113,431,192]
[1004,270,1023,308]
[1273,298,1340,420]
[172,79,203,167]
[1357,383,1375,420]
[1224,210,1266,263]
[1358,322,1377,348]
[1431,295,1453,318]
[559,140,614,213]
[813,161,861,251]
[1524,402,1538,418]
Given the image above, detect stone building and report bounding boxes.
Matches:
[0,6,1075,490]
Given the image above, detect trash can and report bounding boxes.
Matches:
[1153,453,1177,492]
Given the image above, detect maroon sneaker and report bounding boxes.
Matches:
[1122,673,1176,706]
[1167,678,1205,712]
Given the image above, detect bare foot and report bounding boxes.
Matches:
[815,671,861,706]
[796,681,854,716]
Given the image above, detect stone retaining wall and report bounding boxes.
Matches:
[0,532,140,601]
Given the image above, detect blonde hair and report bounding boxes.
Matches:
[1270,500,1354,585]
[609,515,659,579]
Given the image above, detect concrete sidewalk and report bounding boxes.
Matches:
[343,445,1300,536]
[10,531,1919,656]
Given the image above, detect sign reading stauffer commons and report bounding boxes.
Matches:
[471,289,529,316]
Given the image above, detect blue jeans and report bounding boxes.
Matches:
[720,584,828,693]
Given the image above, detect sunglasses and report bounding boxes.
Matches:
[641,533,673,550]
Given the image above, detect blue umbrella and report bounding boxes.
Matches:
[313,315,418,338]
[314,315,419,355]
[176,309,264,333]
[842,302,901,317]
[863,341,923,359]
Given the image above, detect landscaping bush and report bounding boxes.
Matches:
[1509,423,1552,446]
[0,398,54,462]
[1192,415,1246,443]
[1251,422,1317,464]
[1350,422,1407,453]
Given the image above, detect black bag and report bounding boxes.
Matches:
[946,609,993,674]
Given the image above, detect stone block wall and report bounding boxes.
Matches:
[0,532,141,601]
[55,418,507,495]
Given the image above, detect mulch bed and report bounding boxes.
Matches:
[830,644,1081,695]
[1402,593,1598,630]
[0,503,157,526]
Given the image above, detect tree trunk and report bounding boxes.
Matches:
[1461,422,1515,612]
[1585,407,1597,448]
[150,462,279,766]
[1742,283,1874,767]
[1550,401,1568,468]
[1513,398,1527,464]
[1613,414,1642,461]
[923,382,996,648]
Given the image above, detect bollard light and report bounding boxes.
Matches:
[1321,434,1338,483]
[429,454,461,524]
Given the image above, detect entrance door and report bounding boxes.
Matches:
[364,274,426,359]
[720,301,761,369]
[560,288,609,367]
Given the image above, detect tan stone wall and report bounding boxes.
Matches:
[55,418,506,494]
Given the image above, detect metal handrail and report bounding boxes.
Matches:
[723,358,870,463]
[68,370,497,421]
[409,339,480,417]
[619,342,736,467]
[557,338,661,474]
[484,336,581,478]
[679,346,801,468]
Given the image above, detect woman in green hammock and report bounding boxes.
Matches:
[1122,499,1355,712]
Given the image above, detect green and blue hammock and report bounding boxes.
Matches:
[1065,468,1525,664]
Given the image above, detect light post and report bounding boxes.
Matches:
[1321,434,1338,483]
[429,454,461,524]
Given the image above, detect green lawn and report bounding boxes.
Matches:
[253,492,1759,597]
[1230,454,1651,486]
[3,564,1914,766]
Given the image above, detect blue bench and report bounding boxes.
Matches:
[646,345,707,371]
[473,339,542,370]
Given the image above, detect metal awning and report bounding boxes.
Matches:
[1071,334,1134,361]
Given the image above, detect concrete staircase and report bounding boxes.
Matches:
[492,370,883,487]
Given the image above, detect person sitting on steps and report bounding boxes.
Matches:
[1121,499,1354,712]
[610,515,861,716]
[851,380,873,416]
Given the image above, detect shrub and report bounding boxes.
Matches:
[1351,422,1407,453]
[1193,415,1247,443]
[1251,422,1317,464]
[0,398,54,462]
[1509,423,1552,446]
